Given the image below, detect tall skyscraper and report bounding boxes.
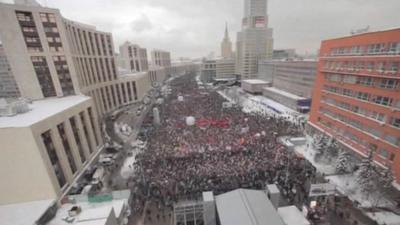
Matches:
[221,23,233,59]
[236,0,274,79]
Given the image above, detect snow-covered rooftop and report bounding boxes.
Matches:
[366,211,400,225]
[278,206,310,225]
[0,95,91,128]
[0,199,54,225]
[242,79,271,85]
[47,199,126,225]
[263,87,307,101]
[216,189,285,225]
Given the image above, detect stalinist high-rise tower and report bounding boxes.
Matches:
[221,23,233,59]
[236,0,274,79]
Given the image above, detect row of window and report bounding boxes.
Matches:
[40,110,97,188]
[329,42,400,56]
[321,96,386,123]
[90,82,138,115]
[318,107,400,147]
[317,117,396,162]
[323,60,399,75]
[66,23,113,57]
[74,56,117,87]
[321,95,400,129]
[324,73,399,90]
[323,84,400,108]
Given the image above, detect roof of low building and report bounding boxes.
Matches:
[0,95,91,128]
[242,79,271,84]
[0,199,55,225]
[278,206,310,225]
[216,189,285,225]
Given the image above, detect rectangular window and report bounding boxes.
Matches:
[367,62,375,71]
[379,79,397,89]
[31,56,57,97]
[390,117,400,128]
[69,117,86,163]
[357,92,369,101]
[373,96,392,106]
[384,135,400,147]
[343,75,356,84]
[57,123,77,174]
[41,130,66,188]
[343,89,353,97]
[378,149,389,159]
[357,77,374,86]
[80,112,93,153]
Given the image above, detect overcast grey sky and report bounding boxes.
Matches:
[2,0,400,58]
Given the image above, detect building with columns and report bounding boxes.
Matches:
[0,2,153,119]
[235,0,274,79]
[0,95,102,204]
[220,23,233,59]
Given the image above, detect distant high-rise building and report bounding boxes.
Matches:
[308,28,400,183]
[236,0,274,79]
[221,23,233,59]
[119,41,149,72]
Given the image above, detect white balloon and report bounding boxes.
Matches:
[185,116,196,126]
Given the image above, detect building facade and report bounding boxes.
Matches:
[118,41,149,72]
[151,49,171,68]
[0,96,102,204]
[220,23,233,59]
[308,28,400,183]
[273,49,296,60]
[236,0,274,79]
[200,59,216,83]
[216,58,235,79]
[0,45,20,98]
[258,60,317,98]
[0,2,153,119]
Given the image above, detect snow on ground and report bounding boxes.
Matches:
[120,140,147,179]
[290,135,396,210]
[327,174,393,208]
[365,211,400,225]
[114,122,133,142]
[293,143,335,175]
[217,87,305,125]
[120,153,137,179]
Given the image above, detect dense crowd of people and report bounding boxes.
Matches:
[129,73,316,213]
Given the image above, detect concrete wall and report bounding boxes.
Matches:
[0,127,57,204]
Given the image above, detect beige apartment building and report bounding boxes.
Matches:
[118,41,149,72]
[0,95,102,204]
[0,2,153,119]
[151,49,172,67]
